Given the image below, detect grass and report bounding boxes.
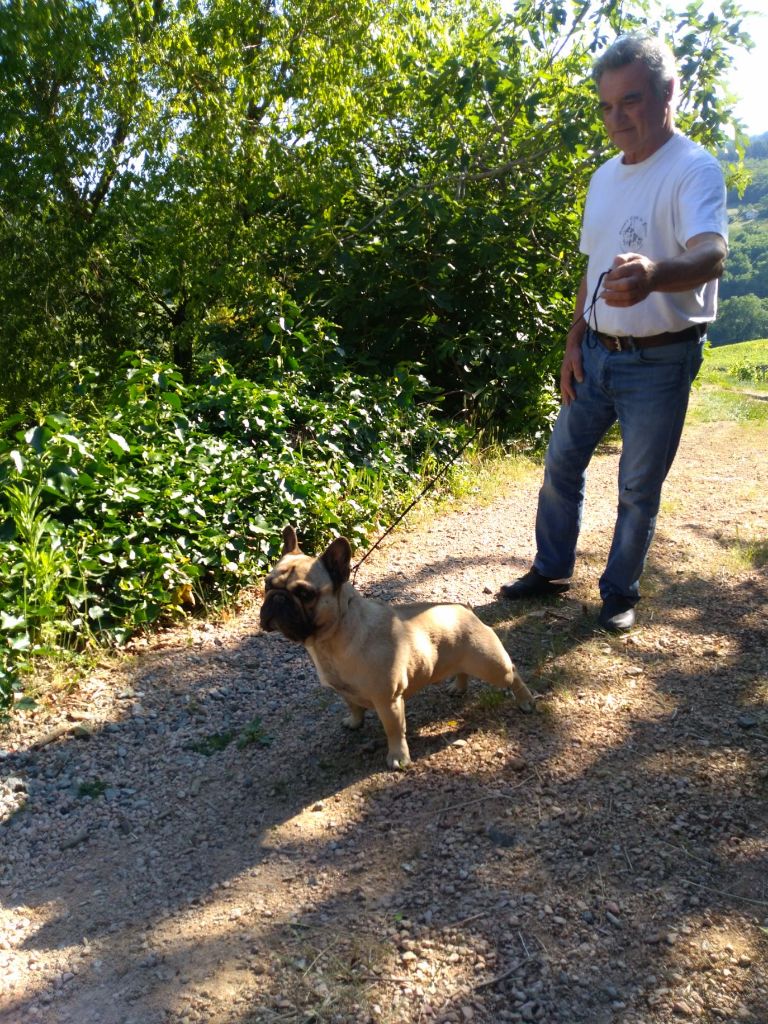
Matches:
[430,445,542,513]
[723,530,768,570]
[701,337,768,388]
[688,337,768,424]
[688,386,768,424]
[78,778,107,799]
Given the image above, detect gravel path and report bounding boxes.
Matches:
[1,416,767,1024]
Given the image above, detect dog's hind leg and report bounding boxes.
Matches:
[503,665,535,712]
[462,639,535,712]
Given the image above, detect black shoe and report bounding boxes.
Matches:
[598,595,636,633]
[499,568,570,600]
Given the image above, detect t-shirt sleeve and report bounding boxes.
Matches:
[675,157,728,249]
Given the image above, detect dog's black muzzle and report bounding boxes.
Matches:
[259,590,314,642]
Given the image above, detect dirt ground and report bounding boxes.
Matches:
[1,412,767,1024]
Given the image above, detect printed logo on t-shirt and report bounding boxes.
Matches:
[619,216,648,250]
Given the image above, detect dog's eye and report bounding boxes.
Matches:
[294,584,316,602]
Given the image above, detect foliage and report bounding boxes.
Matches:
[727,157,768,211]
[716,152,768,343]
[0,0,755,433]
[0,0,757,708]
[690,338,768,425]
[700,338,768,383]
[709,294,768,346]
[0,354,461,709]
[719,213,768,302]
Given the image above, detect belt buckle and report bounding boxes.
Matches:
[610,335,637,352]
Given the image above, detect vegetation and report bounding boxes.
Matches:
[0,354,460,706]
[0,0,752,421]
[0,0,756,709]
[714,137,768,345]
[700,338,768,388]
[689,338,768,425]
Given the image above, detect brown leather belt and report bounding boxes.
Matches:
[594,324,705,352]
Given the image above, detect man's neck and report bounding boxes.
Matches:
[621,125,676,166]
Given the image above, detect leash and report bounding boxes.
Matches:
[349,273,610,584]
[350,421,482,584]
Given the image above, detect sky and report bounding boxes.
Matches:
[728,10,768,136]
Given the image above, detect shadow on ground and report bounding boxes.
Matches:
[2,526,767,1024]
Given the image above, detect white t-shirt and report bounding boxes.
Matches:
[580,132,728,336]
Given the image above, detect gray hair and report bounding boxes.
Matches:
[592,33,677,100]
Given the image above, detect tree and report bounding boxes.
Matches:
[0,0,756,434]
[710,294,768,345]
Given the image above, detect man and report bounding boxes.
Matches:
[500,33,728,632]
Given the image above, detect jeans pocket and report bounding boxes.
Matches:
[637,340,690,365]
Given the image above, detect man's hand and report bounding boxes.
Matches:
[600,252,655,307]
[600,233,727,307]
[561,275,588,405]
[560,340,584,406]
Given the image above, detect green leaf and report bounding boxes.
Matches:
[24,425,50,453]
[163,391,183,411]
[0,613,26,631]
[106,432,131,457]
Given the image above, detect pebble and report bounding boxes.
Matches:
[736,713,758,729]
[673,1000,693,1016]
[1,538,762,1024]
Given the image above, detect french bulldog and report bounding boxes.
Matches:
[259,526,534,768]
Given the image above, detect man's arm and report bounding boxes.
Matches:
[600,232,727,307]
[560,274,588,406]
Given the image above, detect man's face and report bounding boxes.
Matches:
[598,59,674,165]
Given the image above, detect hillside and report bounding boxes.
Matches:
[715,135,768,345]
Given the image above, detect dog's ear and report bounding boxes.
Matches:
[321,537,352,590]
[281,525,302,556]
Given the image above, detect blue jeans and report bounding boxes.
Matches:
[533,329,704,602]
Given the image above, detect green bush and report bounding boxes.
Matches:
[0,353,463,708]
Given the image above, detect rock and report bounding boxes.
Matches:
[673,1000,693,1016]
[736,713,758,729]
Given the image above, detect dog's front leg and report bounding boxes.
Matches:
[341,697,365,730]
[373,694,410,769]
